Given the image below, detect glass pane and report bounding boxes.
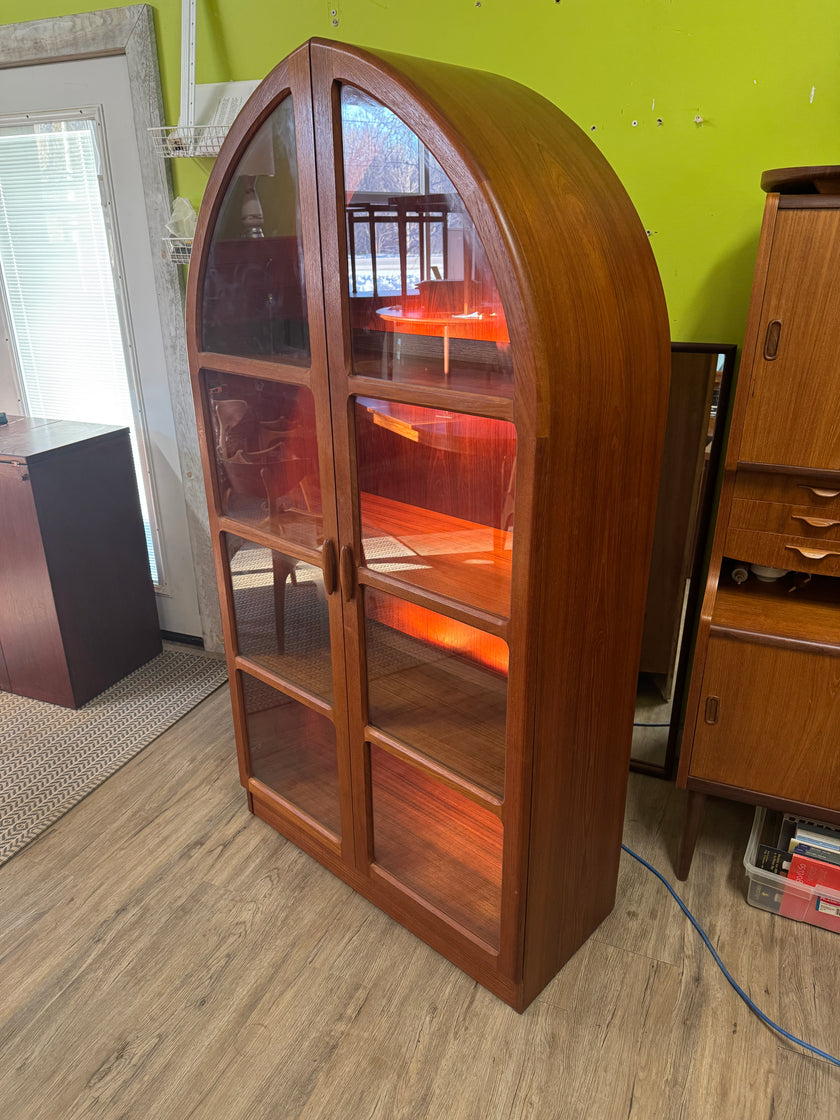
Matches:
[340,86,513,397]
[365,588,508,798]
[370,744,502,948]
[0,116,160,581]
[227,535,333,701]
[242,672,341,836]
[204,371,323,549]
[201,96,309,362]
[356,399,515,614]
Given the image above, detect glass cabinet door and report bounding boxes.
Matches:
[201,96,310,364]
[339,87,513,398]
[319,78,518,947]
[191,78,349,849]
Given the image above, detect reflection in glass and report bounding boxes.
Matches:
[355,399,515,614]
[242,672,341,835]
[204,371,323,548]
[227,535,333,701]
[340,86,512,396]
[370,744,502,947]
[201,96,309,361]
[365,587,508,798]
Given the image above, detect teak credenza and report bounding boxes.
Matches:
[677,166,840,878]
[186,38,670,1010]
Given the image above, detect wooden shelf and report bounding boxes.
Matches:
[714,565,840,650]
[350,340,515,401]
[366,613,507,798]
[360,492,512,617]
[348,373,514,423]
[243,677,342,836]
[370,744,503,948]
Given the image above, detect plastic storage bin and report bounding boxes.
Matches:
[744,807,840,932]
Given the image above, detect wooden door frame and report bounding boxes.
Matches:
[0,4,221,650]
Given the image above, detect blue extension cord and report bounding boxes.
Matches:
[621,842,840,1067]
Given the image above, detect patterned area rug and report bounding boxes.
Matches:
[0,646,228,866]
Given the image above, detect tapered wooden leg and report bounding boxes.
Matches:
[270,554,296,654]
[676,790,706,880]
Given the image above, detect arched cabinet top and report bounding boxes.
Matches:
[187,37,668,439]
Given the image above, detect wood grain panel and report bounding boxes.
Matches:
[739,208,840,469]
[690,635,840,808]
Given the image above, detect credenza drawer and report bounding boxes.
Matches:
[734,470,840,514]
[731,498,840,543]
[726,527,840,576]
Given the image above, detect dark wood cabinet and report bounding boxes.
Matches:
[677,167,840,877]
[187,38,669,1010]
[0,416,161,708]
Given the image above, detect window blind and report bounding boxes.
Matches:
[0,119,158,581]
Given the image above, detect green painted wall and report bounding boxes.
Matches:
[4,0,839,346]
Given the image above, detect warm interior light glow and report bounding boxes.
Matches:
[367,593,509,675]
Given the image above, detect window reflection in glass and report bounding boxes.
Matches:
[340,86,512,395]
[201,96,310,362]
[203,370,323,549]
[226,535,333,701]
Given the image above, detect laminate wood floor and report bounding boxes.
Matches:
[1,686,838,1119]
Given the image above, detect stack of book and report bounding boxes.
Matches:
[749,812,840,932]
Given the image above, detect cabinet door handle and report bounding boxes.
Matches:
[785,544,840,561]
[704,696,719,725]
[339,544,356,600]
[790,515,840,529]
[798,485,840,499]
[763,319,782,360]
[323,539,338,595]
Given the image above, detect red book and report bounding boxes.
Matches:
[779,847,840,931]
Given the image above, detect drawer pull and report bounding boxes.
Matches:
[790,515,840,529]
[704,696,719,725]
[798,485,840,499]
[785,544,840,561]
[763,319,782,359]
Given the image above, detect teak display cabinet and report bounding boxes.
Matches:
[676,167,840,879]
[186,38,669,1009]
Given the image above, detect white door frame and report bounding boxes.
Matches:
[0,4,222,650]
